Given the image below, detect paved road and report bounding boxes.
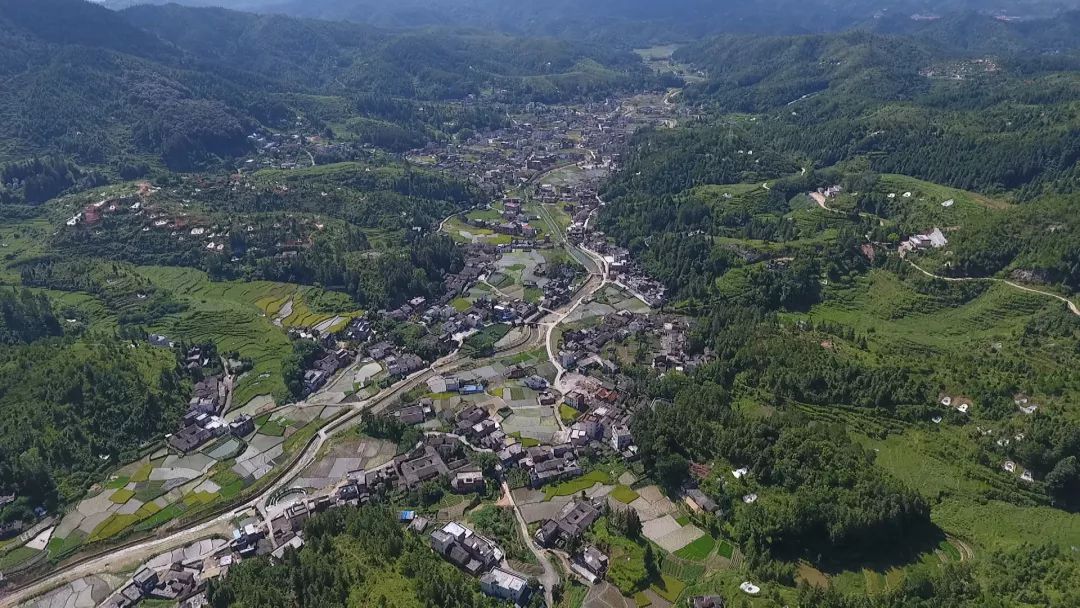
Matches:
[907,259,1079,317]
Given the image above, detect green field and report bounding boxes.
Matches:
[109,488,136,504]
[0,546,42,570]
[674,535,716,561]
[559,404,580,424]
[543,470,612,500]
[611,484,640,504]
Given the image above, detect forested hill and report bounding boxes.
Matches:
[867,9,1080,54]
[0,0,654,172]
[672,28,1080,198]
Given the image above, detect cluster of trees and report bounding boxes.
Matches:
[147,0,1080,48]
[207,505,510,608]
[19,258,186,325]
[796,543,1080,607]
[357,412,422,454]
[0,157,101,205]
[945,196,1080,290]
[0,337,189,515]
[632,379,930,569]
[280,339,323,401]
[0,288,62,345]
[1005,414,1080,509]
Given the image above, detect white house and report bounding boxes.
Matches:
[480,568,528,603]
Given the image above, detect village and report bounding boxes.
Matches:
[7,91,732,608]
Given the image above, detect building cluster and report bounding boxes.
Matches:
[429,520,532,604]
[429,520,505,575]
[365,341,426,378]
[165,346,250,455]
[240,128,353,171]
[408,100,634,197]
[301,347,355,395]
[443,244,498,299]
[578,234,667,308]
[105,561,203,608]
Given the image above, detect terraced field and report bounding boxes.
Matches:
[139,266,363,406]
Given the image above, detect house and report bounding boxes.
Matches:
[535,500,600,547]
[431,521,504,575]
[120,584,143,604]
[534,520,561,547]
[565,391,589,411]
[229,415,255,437]
[689,596,726,608]
[524,375,549,391]
[529,456,582,487]
[132,568,159,593]
[368,342,394,360]
[188,377,222,414]
[397,405,427,426]
[451,470,486,494]
[610,427,633,451]
[684,489,718,513]
[480,568,529,603]
[580,546,609,576]
[387,354,424,377]
[497,442,524,466]
[397,446,450,487]
[149,334,174,348]
[167,424,213,455]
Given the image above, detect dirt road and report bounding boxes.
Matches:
[907,260,1079,317]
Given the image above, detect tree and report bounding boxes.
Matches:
[644,544,658,580]
[655,453,690,494]
[1046,456,1080,509]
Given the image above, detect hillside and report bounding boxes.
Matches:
[669,29,1080,198]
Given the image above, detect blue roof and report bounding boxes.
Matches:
[399,510,416,521]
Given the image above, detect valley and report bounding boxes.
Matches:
[0,2,1079,608]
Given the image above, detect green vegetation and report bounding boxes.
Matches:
[649,574,686,603]
[0,0,655,174]
[559,404,581,424]
[509,432,541,448]
[611,485,640,504]
[0,545,41,570]
[108,488,136,504]
[543,470,612,500]
[674,535,716,561]
[0,332,188,515]
[462,323,512,358]
[257,418,288,438]
[469,505,537,565]
[588,517,652,596]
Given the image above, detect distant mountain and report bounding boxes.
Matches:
[99,0,1080,44]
